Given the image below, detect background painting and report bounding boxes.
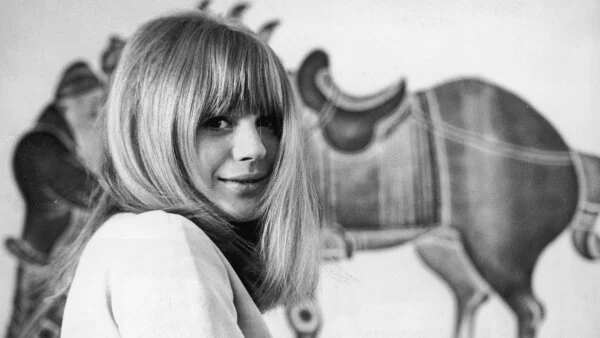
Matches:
[1,0,599,337]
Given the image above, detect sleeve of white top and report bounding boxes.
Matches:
[103,211,244,338]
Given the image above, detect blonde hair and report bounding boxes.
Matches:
[50,11,320,311]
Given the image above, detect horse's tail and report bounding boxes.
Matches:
[571,151,600,260]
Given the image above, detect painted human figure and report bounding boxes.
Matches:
[4,61,104,338]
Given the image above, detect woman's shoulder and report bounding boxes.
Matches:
[83,210,224,271]
[65,211,248,338]
[92,210,217,247]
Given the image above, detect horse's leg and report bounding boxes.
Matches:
[414,227,491,338]
[462,229,547,338]
[468,254,544,338]
[504,288,545,338]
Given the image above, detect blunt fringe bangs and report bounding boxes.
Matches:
[200,27,289,130]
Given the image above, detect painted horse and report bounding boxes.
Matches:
[289,49,600,338]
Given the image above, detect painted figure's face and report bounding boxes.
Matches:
[63,87,106,130]
[195,112,280,221]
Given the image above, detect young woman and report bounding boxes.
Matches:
[52,11,320,337]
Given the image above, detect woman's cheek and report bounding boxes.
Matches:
[263,136,280,160]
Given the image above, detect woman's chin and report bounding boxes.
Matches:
[218,203,260,223]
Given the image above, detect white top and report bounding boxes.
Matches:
[61,210,271,338]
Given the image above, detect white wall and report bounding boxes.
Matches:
[1,0,599,337]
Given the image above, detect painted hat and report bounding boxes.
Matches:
[54,61,101,100]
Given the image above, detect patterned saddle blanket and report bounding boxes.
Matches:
[304,92,442,233]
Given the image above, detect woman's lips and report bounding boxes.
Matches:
[218,174,268,193]
[219,173,267,182]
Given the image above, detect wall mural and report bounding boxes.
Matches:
[290,50,600,338]
[3,30,127,337]
[4,2,599,338]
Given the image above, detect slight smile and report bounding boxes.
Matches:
[218,174,269,193]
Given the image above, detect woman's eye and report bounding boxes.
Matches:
[203,116,232,129]
[256,115,277,131]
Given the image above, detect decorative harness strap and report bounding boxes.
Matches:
[412,90,574,166]
[4,237,49,265]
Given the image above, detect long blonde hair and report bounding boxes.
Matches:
[50,11,320,311]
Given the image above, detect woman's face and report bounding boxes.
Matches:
[195,112,280,221]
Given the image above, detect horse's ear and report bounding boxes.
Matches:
[196,0,211,11]
[226,2,250,19]
[258,19,280,43]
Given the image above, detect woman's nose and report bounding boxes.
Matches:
[232,121,267,162]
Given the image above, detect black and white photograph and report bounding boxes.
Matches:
[0,1,599,337]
